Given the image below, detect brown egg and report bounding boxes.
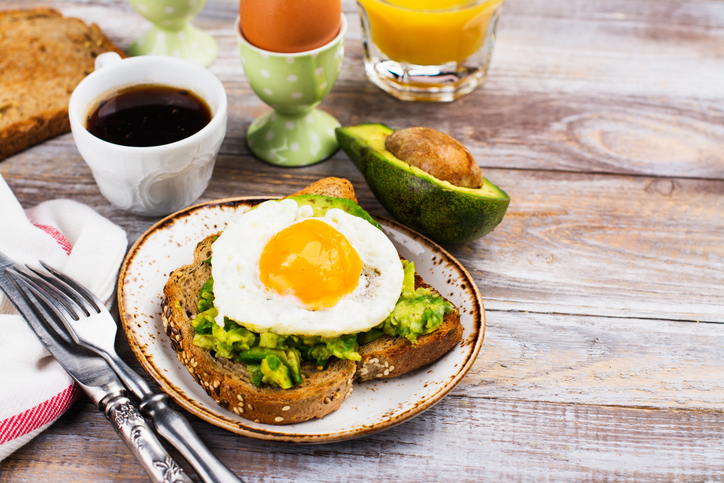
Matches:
[239,0,342,53]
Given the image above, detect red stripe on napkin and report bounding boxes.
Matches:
[0,383,81,445]
[0,222,77,449]
[34,224,72,255]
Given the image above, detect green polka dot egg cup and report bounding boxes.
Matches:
[235,15,346,167]
[128,0,217,67]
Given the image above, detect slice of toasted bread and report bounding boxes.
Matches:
[162,177,462,424]
[162,236,356,425]
[0,8,124,160]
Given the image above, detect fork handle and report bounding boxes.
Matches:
[140,394,244,483]
[103,394,193,483]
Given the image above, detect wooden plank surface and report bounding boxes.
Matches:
[1,0,723,481]
[3,393,724,482]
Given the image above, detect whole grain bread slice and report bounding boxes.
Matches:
[161,178,462,424]
[0,8,124,160]
[162,236,356,425]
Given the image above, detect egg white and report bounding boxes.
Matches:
[210,199,404,338]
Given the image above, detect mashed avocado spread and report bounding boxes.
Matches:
[190,196,454,389]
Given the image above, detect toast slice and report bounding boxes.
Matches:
[162,236,356,425]
[161,178,463,424]
[0,8,125,160]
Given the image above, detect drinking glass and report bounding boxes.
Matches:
[357,0,504,102]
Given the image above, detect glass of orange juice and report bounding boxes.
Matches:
[357,0,504,101]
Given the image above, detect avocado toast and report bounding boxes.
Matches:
[161,178,463,425]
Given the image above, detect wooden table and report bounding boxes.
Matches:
[2,0,723,480]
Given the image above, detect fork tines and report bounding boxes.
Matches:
[13,261,106,323]
[6,269,77,347]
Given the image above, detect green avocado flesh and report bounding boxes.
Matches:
[190,196,454,389]
[335,123,511,244]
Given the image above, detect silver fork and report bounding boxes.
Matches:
[12,263,243,483]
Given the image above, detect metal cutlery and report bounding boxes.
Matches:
[0,255,191,483]
[0,253,243,483]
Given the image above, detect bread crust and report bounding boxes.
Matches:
[161,178,463,424]
[0,8,125,160]
[288,177,358,203]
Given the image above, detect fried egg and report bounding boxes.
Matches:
[211,199,404,338]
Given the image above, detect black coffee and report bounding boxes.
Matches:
[86,84,212,147]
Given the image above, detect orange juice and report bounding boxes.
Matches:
[357,0,504,66]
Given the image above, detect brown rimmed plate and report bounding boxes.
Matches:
[118,197,485,443]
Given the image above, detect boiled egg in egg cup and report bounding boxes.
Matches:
[127,0,218,67]
[235,15,347,167]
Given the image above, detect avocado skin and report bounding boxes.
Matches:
[336,124,510,244]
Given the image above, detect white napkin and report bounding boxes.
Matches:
[0,174,127,461]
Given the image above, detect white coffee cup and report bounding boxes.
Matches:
[69,52,227,217]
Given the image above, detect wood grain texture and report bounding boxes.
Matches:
[2,385,723,482]
[464,169,724,322]
[1,0,723,481]
[469,312,724,409]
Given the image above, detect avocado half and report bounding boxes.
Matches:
[335,124,510,244]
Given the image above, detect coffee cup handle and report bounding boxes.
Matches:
[95,52,123,71]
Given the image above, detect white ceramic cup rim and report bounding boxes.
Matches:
[68,54,228,154]
[235,14,347,58]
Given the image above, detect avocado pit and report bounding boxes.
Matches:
[384,127,484,189]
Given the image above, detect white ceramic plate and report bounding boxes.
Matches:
[119,197,485,443]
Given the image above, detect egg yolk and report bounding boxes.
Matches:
[258,219,363,310]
